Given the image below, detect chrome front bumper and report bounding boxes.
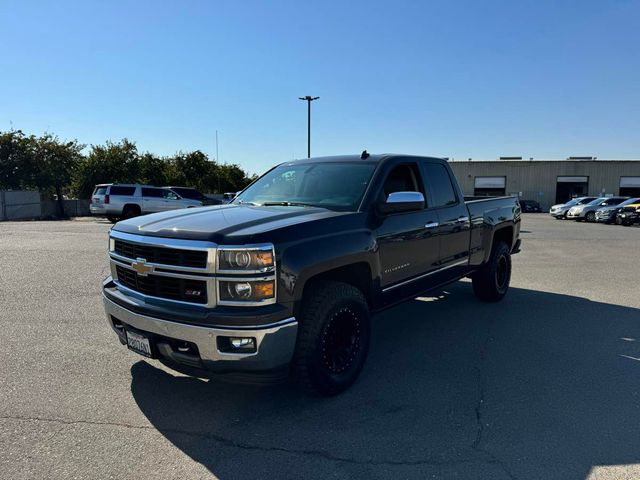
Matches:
[103,295,298,375]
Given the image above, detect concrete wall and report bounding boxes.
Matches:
[1,191,90,220]
[0,190,41,220]
[41,199,91,218]
[448,160,640,209]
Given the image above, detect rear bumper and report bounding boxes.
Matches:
[89,204,107,215]
[103,294,298,381]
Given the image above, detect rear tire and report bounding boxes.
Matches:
[292,281,370,396]
[122,204,141,219]
[472,241,512,302]
[106,216,118,223]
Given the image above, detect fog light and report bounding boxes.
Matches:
[217,336,257,353]
[231,337,255,348]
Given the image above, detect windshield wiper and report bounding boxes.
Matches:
[236,200,260,206]
[261,201,313,207]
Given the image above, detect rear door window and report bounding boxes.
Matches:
[109,186,136,196]
[422,163,458,207]
[163,190,180,200]
[142,188,163,198]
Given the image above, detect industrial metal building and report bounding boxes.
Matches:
[448,158,640,210]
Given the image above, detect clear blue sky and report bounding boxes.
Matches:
[1,0,639,174]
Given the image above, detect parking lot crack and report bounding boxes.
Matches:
[469,320,518,480]
[0,413,503,469]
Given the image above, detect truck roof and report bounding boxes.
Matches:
[282,153,447,166]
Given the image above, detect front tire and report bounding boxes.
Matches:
[586,211,596,222]
[292,281,370,396]
[472,241,512,302]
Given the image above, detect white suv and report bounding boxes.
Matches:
[90,184,203,222]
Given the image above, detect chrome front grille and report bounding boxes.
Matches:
[115,265,208,304]
[108,230,276,308]
[113,239,208,269]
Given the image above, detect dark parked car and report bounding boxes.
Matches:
[104,153,521,395]
[520,200,542,213]
[165,186,221,206]
[615,204,640,226]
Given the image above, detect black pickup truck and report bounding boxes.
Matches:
[103,154,521,395]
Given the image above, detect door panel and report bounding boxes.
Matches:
[377,210,440,289]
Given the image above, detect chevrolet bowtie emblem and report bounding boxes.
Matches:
[131,258,153,276]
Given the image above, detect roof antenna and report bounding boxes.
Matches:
[361,150,370,159]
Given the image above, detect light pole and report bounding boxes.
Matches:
[299,95,319,158]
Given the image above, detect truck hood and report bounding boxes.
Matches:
[112,204,351,243]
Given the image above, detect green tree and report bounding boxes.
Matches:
[138,152,168,186]
[0,130,32,189]
[73,139,139,198]
[31,134,84,217]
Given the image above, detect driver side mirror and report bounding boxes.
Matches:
[378,191,425,215]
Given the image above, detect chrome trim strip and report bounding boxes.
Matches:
[109,251,212,274]
[382,258,469,292]
[111,257,214,281]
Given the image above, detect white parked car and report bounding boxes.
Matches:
[549,196,597,219]
[90,184,203,222]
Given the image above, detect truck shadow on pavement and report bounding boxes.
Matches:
[130,282,640,480]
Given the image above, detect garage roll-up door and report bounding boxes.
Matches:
[557,176,588,183]
[620,177,640,188]
[474,176,506,188]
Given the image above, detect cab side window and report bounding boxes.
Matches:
[423,163,458,207]
[142,188,163,198]
[382,164,422,198]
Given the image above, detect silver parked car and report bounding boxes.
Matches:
[90,184,203,222]
[566,196,629,222]
[549,196,597,219]
[595,197,640,224]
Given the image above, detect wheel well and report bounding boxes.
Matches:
[492,226,513,251]
[123,203,141,213]
[300,263,373,311]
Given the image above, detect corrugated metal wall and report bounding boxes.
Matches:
[448,160,640,209]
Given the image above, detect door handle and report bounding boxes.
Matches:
[424,222,439,229]
[457,216,469,223]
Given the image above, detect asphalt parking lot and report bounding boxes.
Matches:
[1,215,639,480]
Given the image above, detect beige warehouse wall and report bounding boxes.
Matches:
[448,160,640,209]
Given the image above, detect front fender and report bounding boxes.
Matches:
[276,230,377,305]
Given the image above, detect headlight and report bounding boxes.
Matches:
[218,279,275,303]
[217,245,275,272]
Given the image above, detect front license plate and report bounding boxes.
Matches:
[126,330,152,357]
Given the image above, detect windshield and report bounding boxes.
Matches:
[234,162,376,210]
[620,197,640,206]
[587,197,605,206]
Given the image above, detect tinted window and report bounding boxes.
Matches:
[93,186,107,196]
[171,188,201,200]
[577,197,596,204]
[423,163,457,207]
[383,164,421,197]
[163,190,179,200]
[109,186,136,196]
[142,188,163,198]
